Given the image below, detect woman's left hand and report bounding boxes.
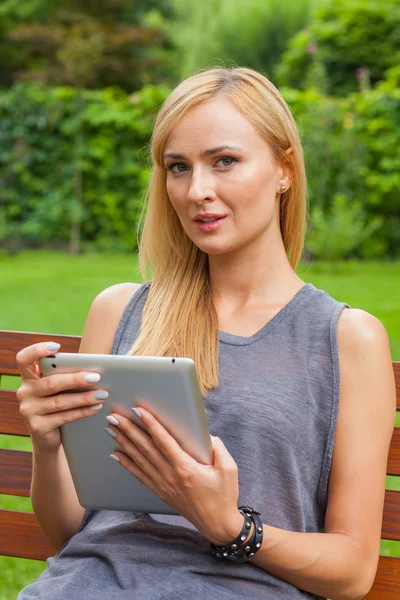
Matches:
[105,407,243,546]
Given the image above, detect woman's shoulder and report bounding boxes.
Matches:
[337,307,389,354]
[94,282,144,306]
[79,282,145,354]
[89,282,146,323]
[336,307,393,410]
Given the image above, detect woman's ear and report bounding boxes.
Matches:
[280,147,294,188]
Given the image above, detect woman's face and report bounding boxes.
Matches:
[163,96,290,255]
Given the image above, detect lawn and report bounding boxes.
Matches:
[1,251,399,598]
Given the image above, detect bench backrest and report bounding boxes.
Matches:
[1,330,400,598]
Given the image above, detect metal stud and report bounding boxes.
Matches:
[241,535,246,541]
[245,546,251,552]
[257,526,262,533]
[245,521,251,529]
[223,552,228,557]
[256,543,261,548]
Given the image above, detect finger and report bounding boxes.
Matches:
[210,436,237,470]
[32,370,103,398]
[108,417,171,474]
[111,452,158,495]
[135,408,196,467]
[27,403,105,439]
[16,342,61,381]
[33,389,109,416]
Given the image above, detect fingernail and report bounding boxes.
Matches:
[85,373,101,383]
[106,415,119,426]
[90,404,103,411]
[94,390,109,400]
[131,407,142,420]
[105,427,117,439]
[46,342,60,352]
[110,454,120,462]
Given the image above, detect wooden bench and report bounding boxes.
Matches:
[1,329,400,598]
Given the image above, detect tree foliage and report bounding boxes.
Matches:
[1,0,399,259]
[276,0,400,96]
[159,0,329,80]
[0,0,173,90]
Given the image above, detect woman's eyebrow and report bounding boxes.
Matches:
[163,145,243,161]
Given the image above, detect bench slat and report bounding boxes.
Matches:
[1,514,399,588]
[366,556,400,599]
[382,490,400,541]
[388,428,400,477]
[0,390,29,436]
[0,511,398,593]
[3,446,400,542]
[395,363,400,410]
[0,331,80,376]
[0,509,56,560]
[0,449,32,496]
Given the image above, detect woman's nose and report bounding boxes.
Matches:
[187,168,217,203]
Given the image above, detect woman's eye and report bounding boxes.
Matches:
[217,156,236,167]
[166,162,188,173]
[165,156,237,173]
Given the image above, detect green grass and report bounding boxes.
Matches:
[1,251,400,597]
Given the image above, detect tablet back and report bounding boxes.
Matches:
[39,354,212,514]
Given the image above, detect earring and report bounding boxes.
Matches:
[280,185,286,191]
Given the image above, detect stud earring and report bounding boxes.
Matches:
[280,185,286,191]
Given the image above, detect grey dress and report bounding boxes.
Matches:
[18,281,349,599]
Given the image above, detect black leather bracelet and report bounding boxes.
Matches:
[231,509,263,561]
[210,506,263,563]
[210,508,252,558]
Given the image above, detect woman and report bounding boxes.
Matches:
[16,67,396,600]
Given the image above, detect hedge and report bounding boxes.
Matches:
[0,80,399,258]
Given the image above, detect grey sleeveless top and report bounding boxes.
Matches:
[18,281,350,600]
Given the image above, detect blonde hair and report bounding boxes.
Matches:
[128,66,308,396]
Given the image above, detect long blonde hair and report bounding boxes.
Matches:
[128,66,308,396]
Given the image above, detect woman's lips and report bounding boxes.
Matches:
[194,216,227,232]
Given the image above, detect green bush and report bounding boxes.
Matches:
[276,0,400,96]
[0,78,399,258]
[0,82,171,252]
[348,84,400,256]
[306,193,383,260]
[285,83,400,258]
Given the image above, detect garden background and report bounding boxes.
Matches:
[1,0,400,597]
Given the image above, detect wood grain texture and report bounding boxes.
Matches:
[365,556,400,599]
[0,389,29,436]
[394,363,400,411]
[382,490,400,541]
[0,330,80,376]
[0,509,56,560]
[0,449,32,496]
[388,428,400,477]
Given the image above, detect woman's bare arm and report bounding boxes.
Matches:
[30,282,141,550]
[247,309,396,600]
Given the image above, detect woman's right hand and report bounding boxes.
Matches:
[16,342,109,453]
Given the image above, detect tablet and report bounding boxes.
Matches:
[38,353,212,514]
